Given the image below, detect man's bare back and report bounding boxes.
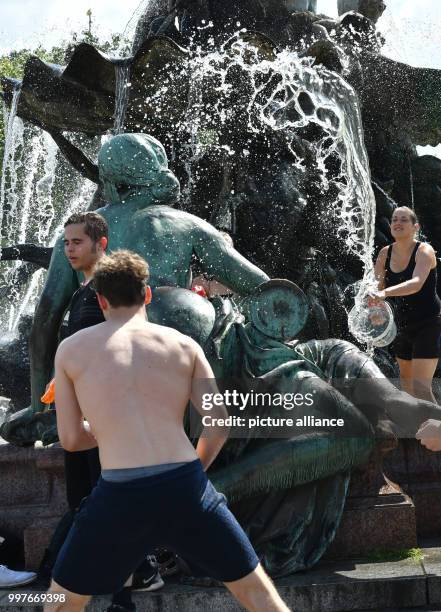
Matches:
[76,320,197,469]
[56,317,219,470]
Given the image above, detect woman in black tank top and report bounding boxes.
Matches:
[372,206,441,404]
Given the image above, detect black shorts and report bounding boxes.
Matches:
[53,459,259,595]
[392,315,441,361]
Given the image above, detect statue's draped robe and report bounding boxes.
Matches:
[205,300,375,575]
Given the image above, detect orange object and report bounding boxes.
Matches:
[41,378,55,404]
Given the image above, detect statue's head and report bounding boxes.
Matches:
[98,133,180,207]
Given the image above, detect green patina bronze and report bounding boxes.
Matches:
[1,133,268,444]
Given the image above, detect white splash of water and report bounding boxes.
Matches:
[114,63,131,134]
[0,88,23,254]
[16,131,45,244]
[49,178,96,246]
[121,0,152,50]
[10,268,45,330]
[175,35,376,299]
[155,32,377,345]
[36,133,58,243]
[9,177,96,331]
[0,111,97,331]
[1,128,54,328]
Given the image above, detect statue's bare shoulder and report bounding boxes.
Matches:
[129,205,215,233]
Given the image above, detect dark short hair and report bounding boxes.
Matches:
[64,212,108,242]
[93,250,150,307]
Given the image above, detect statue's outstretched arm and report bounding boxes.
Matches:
[192,220,269,295]
[47,130,99,184]
[295,339,441,436]
[0,243,53,269]
[29,238,78,412]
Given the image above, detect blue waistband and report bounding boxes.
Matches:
[102,462,188,482]
[98,458,204,489]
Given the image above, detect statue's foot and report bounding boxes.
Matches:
[40,423,59,446]
[0,407,58,447]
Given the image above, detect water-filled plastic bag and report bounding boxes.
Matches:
[348,300,397,347]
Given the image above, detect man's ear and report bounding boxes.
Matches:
[96,292,109,311]
[144,286,152,306]
[99,237,108,251]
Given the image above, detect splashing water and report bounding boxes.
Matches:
[0,100,97,332]
[8,178,96,331]
[0,396,9,433]
[121,0,152,48]
[114,63,131,134]
[173,34,377,328]
[35,134,58,243]
[49,178,96,246]
[0,87,22,255]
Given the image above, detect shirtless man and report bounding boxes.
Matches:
[46,250,290,612]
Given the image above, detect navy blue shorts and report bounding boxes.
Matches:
[53,459,259,595]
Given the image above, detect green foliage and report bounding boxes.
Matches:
[365,548,424,563]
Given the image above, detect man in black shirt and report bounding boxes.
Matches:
[65,282,105,336]
[60,213,107,518]
[42,212,162,612]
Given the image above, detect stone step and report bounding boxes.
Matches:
[325,492,417,559]
[2,540,441,612]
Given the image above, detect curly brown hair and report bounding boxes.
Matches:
[94,250,150,307]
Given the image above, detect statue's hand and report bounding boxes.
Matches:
[0,406,58,447]
[0,406,37,447]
